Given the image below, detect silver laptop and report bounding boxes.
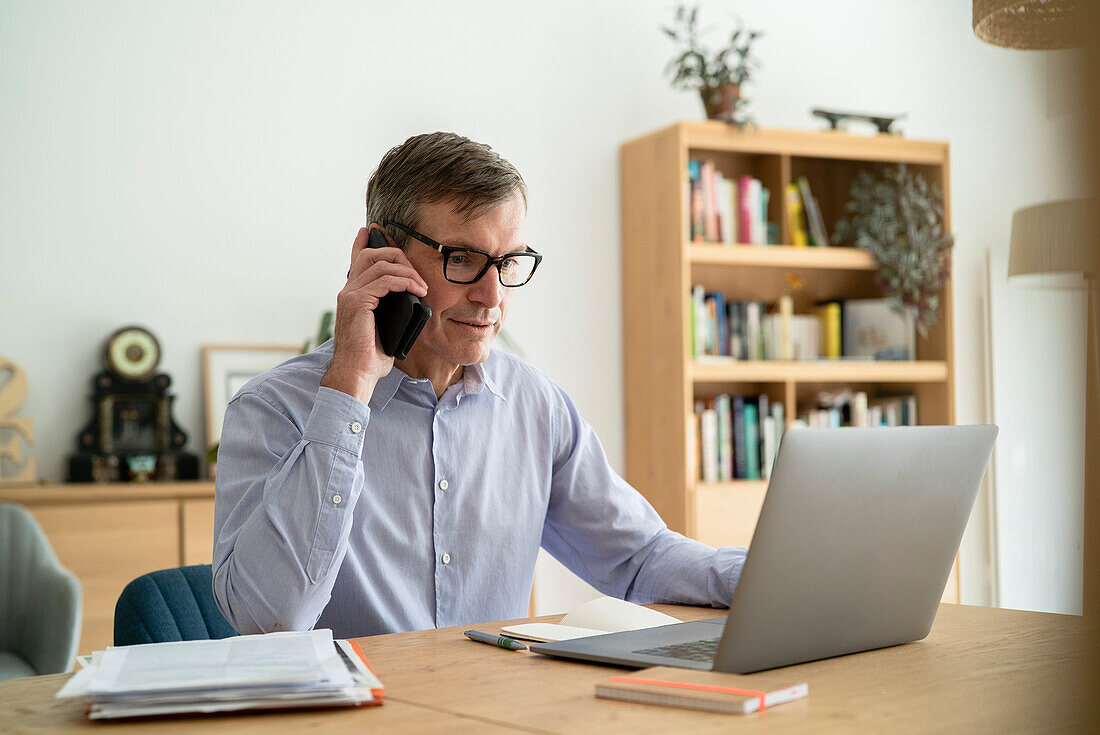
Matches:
[531,425,997,673]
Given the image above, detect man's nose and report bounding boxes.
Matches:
[468,265,505,307]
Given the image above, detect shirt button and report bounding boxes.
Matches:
[349,422,362,434]
[441,553,451,565]
[439,478,449,491]
[332,494,342,505]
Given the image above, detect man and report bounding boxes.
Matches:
[213,132,746,638]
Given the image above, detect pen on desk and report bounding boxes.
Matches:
[464,630,527,650]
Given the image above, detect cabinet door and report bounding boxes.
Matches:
[181,498,216,566]
[30,501,180,656]
[692,483,769,550]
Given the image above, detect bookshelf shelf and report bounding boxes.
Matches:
[688,244,877,270]
[622,123,957,600]
[694,479,770,493]
[691,359,949,384]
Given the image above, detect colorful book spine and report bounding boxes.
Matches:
[757,394,769,478]
[702,160,718,243]
[761,414,776,480]
[689,160,704,243]
[757,185,769,246]
[746,302,762,360]
[732,396,747,480]
[700,405,719,483]
[738,175,755,244]
[715,395,733,481]
[785,183,809,247]
[743,402,760,480]
[692,285,706,357]
[778,295,793,361]
[815,301,842,359]
[726,176,739,245]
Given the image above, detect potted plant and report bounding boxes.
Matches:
[833,165,955,336]
[662,3,762,125]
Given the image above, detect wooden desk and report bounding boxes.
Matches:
[0,604,1095,733]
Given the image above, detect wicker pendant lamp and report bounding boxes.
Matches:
[972,0,1088,49]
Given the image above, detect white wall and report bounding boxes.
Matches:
[0,0,1086,614]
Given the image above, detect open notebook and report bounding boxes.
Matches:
[502,597,682,642]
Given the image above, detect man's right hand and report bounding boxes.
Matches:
[320,226,429,404]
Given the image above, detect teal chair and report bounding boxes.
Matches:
[113,565,238,646]
[0,502,82,679]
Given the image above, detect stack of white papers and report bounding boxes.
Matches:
[57,629,384,720]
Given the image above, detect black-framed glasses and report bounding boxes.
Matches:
[385,220,542,287]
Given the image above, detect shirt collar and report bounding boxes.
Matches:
[368,368,405,413]
[462,358,506,401]
[368,356,506,413]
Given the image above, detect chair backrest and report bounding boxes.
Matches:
[113,565,238,646]
[0,502,82,676]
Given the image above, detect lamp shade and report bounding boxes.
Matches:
[1008,198,1099,289]
[973,0,1089,49]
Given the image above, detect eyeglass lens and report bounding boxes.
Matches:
[445,250,538,286]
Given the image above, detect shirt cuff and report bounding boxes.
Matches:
[302,387,371,456]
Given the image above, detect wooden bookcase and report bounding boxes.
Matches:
[620,122,958,601]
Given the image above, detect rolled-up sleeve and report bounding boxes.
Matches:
[540,386,746,608]
[212,386,369,634]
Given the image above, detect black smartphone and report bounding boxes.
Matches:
[367,227,431,360]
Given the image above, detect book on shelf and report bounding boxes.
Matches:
[746,302,763,360]
[784,182,809,247]
[695,394,784,483]
[796,176,829,247]
[691,285,706,357]
[759,186,771,245]
[732,396,748,480]
[743,402,761,480]
[699,403,719,483]
[815,301,842,359]
[715,395,733,481]
[795,389,919,428]
[842,298,916,360]
[690,289,918,363]
[686,158,772,245]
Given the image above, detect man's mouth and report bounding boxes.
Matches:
[452,319,495,329]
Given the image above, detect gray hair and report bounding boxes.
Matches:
[365,132,528,248]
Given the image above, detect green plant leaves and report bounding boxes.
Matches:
[662,2,762,105]
[833,165,954,337]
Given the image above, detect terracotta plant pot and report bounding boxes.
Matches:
[700,84,741,121]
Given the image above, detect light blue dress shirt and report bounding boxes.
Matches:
[212,340,746,638]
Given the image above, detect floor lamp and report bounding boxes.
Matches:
[1007,198,1099,614]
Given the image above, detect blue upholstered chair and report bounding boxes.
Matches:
[113,565,238,646]
[0,502,82,680]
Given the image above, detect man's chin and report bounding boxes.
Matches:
[450,340,494,366]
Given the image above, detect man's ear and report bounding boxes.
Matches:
[367,222,399,249]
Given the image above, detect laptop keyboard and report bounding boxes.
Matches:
[633,637,721,662]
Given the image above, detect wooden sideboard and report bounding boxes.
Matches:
[0,481,216,657]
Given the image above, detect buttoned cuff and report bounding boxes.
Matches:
[302,387,371,457]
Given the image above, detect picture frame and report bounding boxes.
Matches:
[202,344,300,451]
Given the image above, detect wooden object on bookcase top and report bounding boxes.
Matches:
[0,356,37,485]
[0,481,217,658]
[621,122,958,599]
[3,603,1093,734]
